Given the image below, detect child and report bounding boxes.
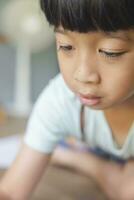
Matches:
[0,0,134,199]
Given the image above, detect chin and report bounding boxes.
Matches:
[86,104,112,110]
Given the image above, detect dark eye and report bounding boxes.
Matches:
[99,49,126,58]
[58,45,74,51]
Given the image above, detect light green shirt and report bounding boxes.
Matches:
[24,73,134,160]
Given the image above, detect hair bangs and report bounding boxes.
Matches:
[40,0,134,33]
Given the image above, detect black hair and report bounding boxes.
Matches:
[40,0,134,33]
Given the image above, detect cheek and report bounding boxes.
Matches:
[103,68,134,97]
[58,59,74,87]
[59,64,80,94]
[58,55,75,77]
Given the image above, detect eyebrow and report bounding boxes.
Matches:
[54,28,132,42]
[104,31,131,42]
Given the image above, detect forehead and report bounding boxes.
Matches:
[55,27,134,42]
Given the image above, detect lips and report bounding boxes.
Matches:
[78,93,101,106]
[79,93,100,99]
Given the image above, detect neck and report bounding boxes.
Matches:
[104,103,134,135]
[104,100,134,118]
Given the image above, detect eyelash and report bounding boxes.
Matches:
[57,45,74,52]
[98,49,126,58]
[57,45,126,58]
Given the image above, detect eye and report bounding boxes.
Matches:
[57,45,74,52]
[98,49,126,58]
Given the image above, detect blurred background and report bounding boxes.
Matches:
[0,0,59,169]
[0,0,59,137]
[0,1,107,199]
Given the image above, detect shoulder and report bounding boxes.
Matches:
[41,73,74,99]
[28,73,82,136]
[34,73,76,112]
[24,74,81,153]
[28,73,81,129]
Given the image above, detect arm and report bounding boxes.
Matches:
[0,143,51,200]
[52,146,134,200]
[72,151,122,199]
[73,151,134,200]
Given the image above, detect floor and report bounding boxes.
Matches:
[0,116,107,200]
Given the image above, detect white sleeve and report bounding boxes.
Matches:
[23,76,69,153]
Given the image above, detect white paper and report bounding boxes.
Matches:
[0,134,22,169]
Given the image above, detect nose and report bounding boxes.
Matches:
[74,55,100,84]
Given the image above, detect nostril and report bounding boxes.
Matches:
[74,72,100,84]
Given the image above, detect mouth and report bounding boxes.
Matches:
[78,93,102,106]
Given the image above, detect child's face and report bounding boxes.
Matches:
[55,27,134,110]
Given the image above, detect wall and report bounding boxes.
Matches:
[0,42,59,110]
[0,0,59,113]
